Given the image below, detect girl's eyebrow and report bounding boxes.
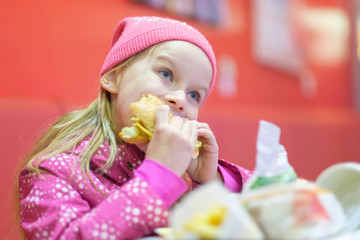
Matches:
[154,54,176,66]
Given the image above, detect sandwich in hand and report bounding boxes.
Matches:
[119,94,202,158]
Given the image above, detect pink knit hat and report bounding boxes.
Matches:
[100,16,216,91]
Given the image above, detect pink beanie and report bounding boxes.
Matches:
[100,16,216,91]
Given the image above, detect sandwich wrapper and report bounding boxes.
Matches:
[239,180,346,239]
[240,120,346,239]
[160,120,348,239]
[244,120,297,190]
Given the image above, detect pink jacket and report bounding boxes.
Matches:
[19,138,252,239]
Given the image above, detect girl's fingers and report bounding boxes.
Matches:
[170,116,184,129]
[195,122,218,150]
[183,120,198,146]
[195,122,210,131]
[155,109,199,147]
[155,105,170,127]
[195,122,212,138]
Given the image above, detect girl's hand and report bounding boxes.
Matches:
[186,122,219,183]
[145,105,197,176]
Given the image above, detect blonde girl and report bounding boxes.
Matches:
[17,16,252,239]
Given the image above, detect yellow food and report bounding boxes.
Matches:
[130,93,164,132]
[184,205,227,239]
[119,94,202,158]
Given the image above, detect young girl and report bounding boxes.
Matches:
[17,16,252,239]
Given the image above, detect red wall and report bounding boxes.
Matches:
[1,0,359,239]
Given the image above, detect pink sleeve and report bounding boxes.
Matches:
[191,159,253,192]
[135,159,188,208]
[218,159,253,192]
[20,160,187,240]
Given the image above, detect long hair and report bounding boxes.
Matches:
[13,46,155,239]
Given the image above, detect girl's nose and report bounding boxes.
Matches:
[164,91,186,116]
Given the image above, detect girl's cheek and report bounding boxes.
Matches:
[188,108,199,121]
[136,142,148,152]
[116,105,132,129]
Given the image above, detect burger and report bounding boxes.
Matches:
[119,94,202,158]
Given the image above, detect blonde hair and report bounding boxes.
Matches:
[23,65,124,176]
[13,45,157,239]
[20,46,157,181]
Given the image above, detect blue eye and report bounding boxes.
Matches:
[188,91,200,102]
[159,70,172,81]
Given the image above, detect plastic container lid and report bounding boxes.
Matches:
[316,162,360,234]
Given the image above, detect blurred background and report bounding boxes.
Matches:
[1,0,359,238]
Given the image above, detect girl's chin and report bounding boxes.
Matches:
[135,142,148,153]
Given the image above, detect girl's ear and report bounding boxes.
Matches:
[100,72,120,94]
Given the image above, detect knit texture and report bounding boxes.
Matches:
[100,16,216,91]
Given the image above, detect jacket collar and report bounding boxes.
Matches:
[75,137,145,184]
